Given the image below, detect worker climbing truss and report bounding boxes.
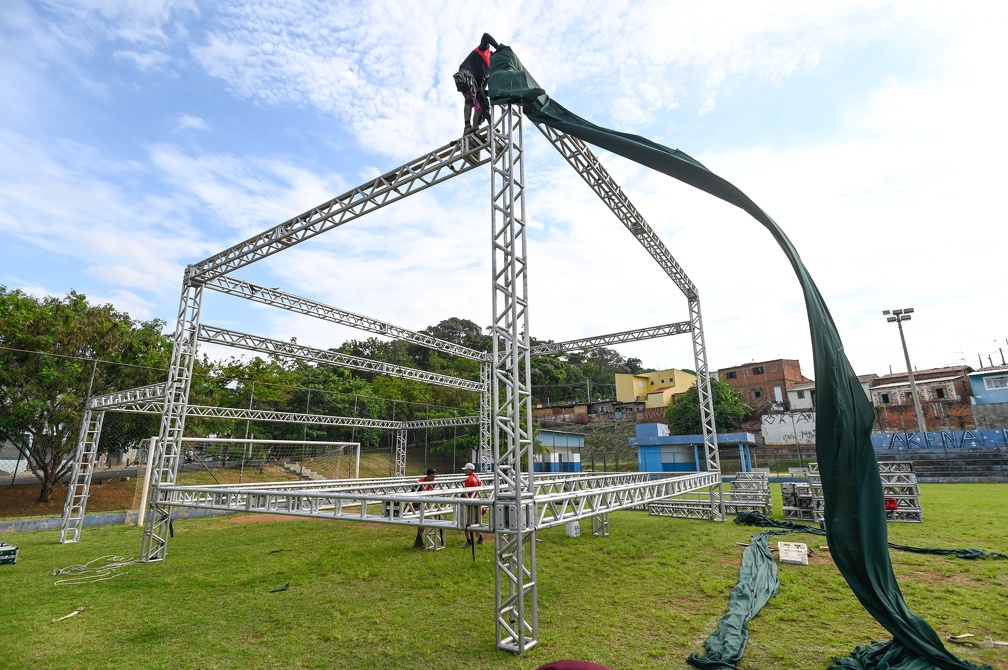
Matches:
[60,102,723,654]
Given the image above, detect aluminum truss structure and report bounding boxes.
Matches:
[60,95,727,655]
[489,107,538,653]
[157,470,714,529]
[59,385,480,541]
[530,321,691,355]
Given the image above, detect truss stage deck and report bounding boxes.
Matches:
[163,471,718,532]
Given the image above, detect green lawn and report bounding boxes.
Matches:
[1,483,1005,669]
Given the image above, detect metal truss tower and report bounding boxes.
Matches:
[141,278,203,561]
[489,106,538,653]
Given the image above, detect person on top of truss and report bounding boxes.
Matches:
[453,33,500,136]
[413,468,438,548]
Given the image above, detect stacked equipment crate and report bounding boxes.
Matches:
[781,481,816,521]
[878,460,924,522]
[725,472,772,515]
[0,541,17,565]
[782,461,922,524]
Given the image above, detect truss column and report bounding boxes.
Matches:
[489,104,538,655]
[58,409,105,543]
[141,277,203,562]
[591,512,609,537]
[479,359,492,473]
[395,428,407,477]
[689,296,725,521]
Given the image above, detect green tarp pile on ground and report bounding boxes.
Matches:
[488,46,989,670]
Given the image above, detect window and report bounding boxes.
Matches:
[752,388,763,400]
[934,388,947,399]
[797,390,805,399]
[752,366,765,375]
[880,393,891,404]
[985,375,1008,390]
[725,371,737,380]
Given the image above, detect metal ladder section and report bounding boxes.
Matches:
[59,409,105,543]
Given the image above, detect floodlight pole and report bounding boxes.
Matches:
[883,308,927,435]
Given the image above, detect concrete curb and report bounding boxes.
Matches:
[0,507,231,535]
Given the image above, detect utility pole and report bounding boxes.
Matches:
[883,308,927,435]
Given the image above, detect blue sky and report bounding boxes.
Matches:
[2,0,1007,379]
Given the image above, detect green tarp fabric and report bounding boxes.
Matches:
[488,46,987,670]
[686,533,780,669]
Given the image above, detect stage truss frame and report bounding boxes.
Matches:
[59,105,723,653]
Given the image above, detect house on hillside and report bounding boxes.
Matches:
[968,365,1008,429]
[614,368,696,409]
[870,366,974,432]
[716,358,810,413]
[787,373,875,411]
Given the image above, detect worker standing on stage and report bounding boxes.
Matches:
[453,33,500,136]
[461,462,485,546]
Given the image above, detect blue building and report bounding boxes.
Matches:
[969,365,1008,404]
[535,429,584,473]
[968,365,1008,430]
[630,423,758,473]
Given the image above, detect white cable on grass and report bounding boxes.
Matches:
[51,555,138,586]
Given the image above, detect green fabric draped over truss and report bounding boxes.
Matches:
[488,45,987,670]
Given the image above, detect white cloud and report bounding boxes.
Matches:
[174,112,208,131]
[2,0,1006,381]
[114,48,171,71]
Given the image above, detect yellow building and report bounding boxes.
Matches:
[614,368,696,409]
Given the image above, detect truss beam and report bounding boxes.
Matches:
[158,471,713,529]
[198,325,484,392]
[188,137,489,282]
[83,398,478,432]
[530,320,691,355]
[89,382,168,411]
[205,276,484,361]
[534,124,697,299]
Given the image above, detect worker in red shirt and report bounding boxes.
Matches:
[461,462,485,546]
[453,33,500,136]
[413,468,437,549]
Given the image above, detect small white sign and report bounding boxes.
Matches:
[778,541,809,565]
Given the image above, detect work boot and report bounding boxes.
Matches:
[413,533,423,549]
[477,535,484,545]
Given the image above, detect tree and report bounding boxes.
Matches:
[665,378,750,436]
[0,288,170,501]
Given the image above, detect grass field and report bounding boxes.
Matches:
[1,483,1005,669]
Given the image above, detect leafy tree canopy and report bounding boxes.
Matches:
[0,287,170,501]
[665,378,750,436]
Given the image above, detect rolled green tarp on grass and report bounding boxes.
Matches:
[488,45,989,670]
